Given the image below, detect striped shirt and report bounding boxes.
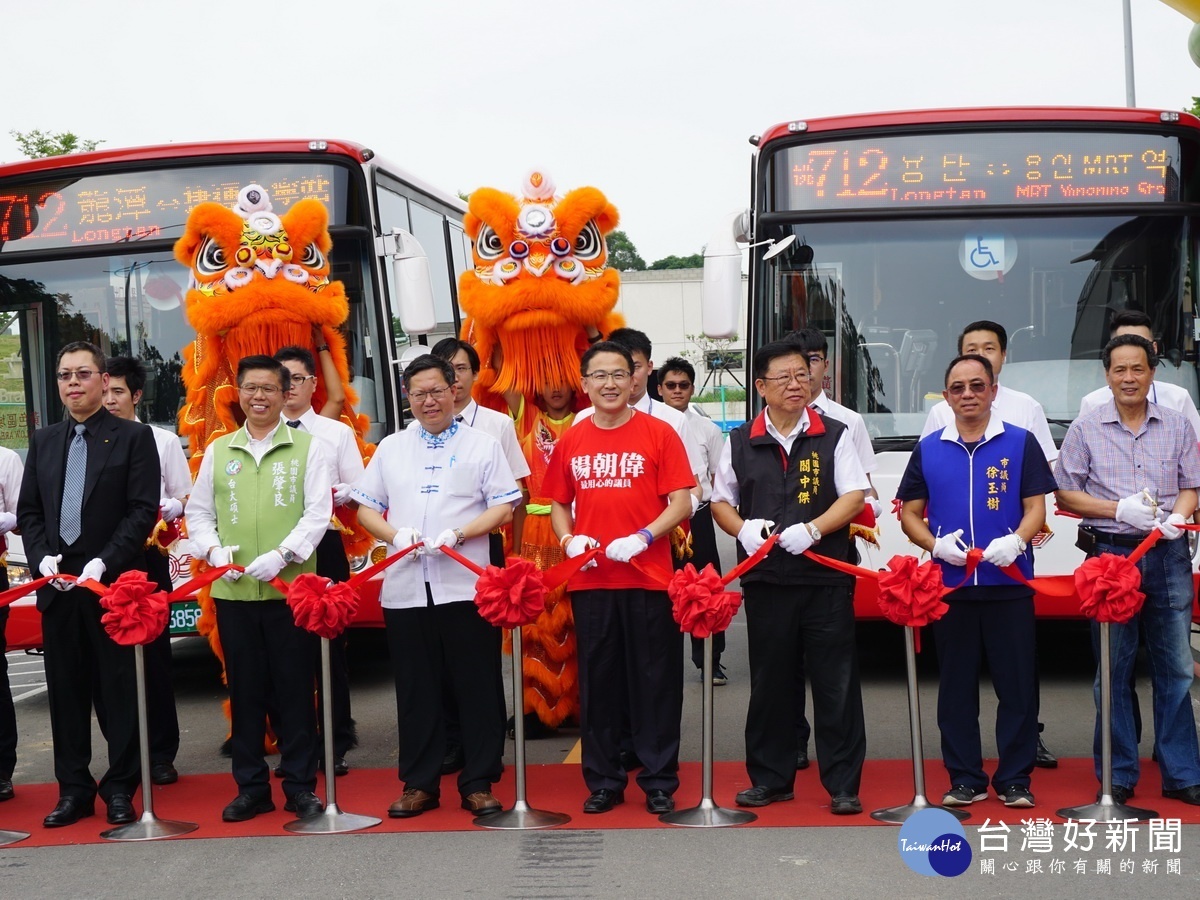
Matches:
[1055,399,1200,535]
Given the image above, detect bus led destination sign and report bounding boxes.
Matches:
[779,131,1181,209]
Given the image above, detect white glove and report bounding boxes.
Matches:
[77,557,107,589]
[40,554,71,591]
[867,495,884,519]
[333,483,353,506]
[427,528,460,553]
[737,519,775,556]
[778,523,815,556]
[1155,512,1188,541]
[606,533,649,563]
[565,534,600,571]
[0,511,16,534]
[208,544,242,581]
[932,529,969,566]
[982,533,1024,568]
[1115,493,1159,532]
[243,550,287,582]
[160,497,184,522]
[391,527,423,561]
[689,494,701,518]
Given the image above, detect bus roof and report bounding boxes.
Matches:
[758,106,1200,148]
[0,138,465,212]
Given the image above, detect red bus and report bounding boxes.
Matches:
[701,107,1200,619]
[0,139,469,649]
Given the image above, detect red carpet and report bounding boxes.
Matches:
[3,758,1196,847]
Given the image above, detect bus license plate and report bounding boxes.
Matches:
[169,600,202,635]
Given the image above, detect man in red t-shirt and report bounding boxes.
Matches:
[543,342,694,815]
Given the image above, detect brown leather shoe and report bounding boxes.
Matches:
[388,788,440,818]
[461,790,502,816]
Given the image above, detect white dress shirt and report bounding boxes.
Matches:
[575,394,705,479]
[683,406,726,501]
[712,408,870,506]
[921,383,1058,462]
[0,445,21,521]
[457,399,532,481]
[351,421,521,609]
[809,389,877,475]
[186,422,332,563]
[141,421,192,501]
[1078,380,1200,442]
[283,407,367,530]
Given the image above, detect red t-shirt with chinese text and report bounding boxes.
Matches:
[542,409,696,591]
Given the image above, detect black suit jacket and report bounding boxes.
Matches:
[16,407,160,611]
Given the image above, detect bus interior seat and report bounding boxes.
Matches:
[897,329,938,412]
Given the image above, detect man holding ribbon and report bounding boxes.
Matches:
[1056,333,1200,808]
[186,355,332,822]
[898,353,1056,809]
[17,341,159,828]
[711,338,868,816]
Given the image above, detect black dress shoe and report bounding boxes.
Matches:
[222,793,276,822]
[441,745,465,775]
[0,778,13,801]
[284,791,324,818]
[796,747,810,770]
[334,757,350,777]
[1162,784,1200,806]
[106,793,136,825]
[1096,784,1135,805]
[150,762,179,785]
[735,785,794,807]
[618,750,643,771]
[43,796,95,828]
[583,788,624,813]
[830,793,863,815]
[645,789,674,814]
[1034,736,1058,769]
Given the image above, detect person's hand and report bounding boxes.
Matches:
[244,550,287,582]
[736,519,775,556]
[0,511,16,534]
[689,494,701,518]
[778,523,815,556]
[208,544,242,581]
[983,534,1024,568]
[77,557,106,588]
[1115,493,1158,532]
[931,529,969,566]
[426,528,459,553]
[867,495,884,520]
[40,554,71,591]
[1155,512,1188,541]
[160,497,184,522]
[333,483,354,506]
[391,527,423,560]
[606,533,649,563]
[565,534,600,570]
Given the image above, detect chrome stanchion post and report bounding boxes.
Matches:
[660,633,756,827]
[871,625,967,824]
[286,636,381,833]
[0,828,29,847]
[102,644,198,840]
[1058,621,1157,822]
[477,625,570,829]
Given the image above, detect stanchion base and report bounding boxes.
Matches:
[102,813,199,841]
[1057,799,1158,822]
[0,829,30,846]
[474,801,570,830]
[871,797,969,824]
[659,799,757,828]
[283,804,382,834]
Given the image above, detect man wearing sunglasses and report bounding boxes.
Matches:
[186,355,332,822]
[898,354,1055,810]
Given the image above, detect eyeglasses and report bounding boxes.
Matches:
[584,370,631,384]
[946,380,990,396]
[238,383,282,396]
[760,371,808,386]
[289,374,316,385]
[661,380,692,391]
[56,369,97,382]
[806,354,825,366]
[409,386,452,402]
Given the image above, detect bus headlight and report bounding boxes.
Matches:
[5,562,32,586]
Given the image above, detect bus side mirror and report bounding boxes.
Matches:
[390,228,437,335]
[701,212,749,339]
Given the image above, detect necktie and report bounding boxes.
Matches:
[59,423,87,545]
[286,420,301,428]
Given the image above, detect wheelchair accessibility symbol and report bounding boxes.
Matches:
[960,233,1016,281]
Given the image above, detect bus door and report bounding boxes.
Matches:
[0,302,49,459]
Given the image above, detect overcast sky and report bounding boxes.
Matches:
[4,0,1199,262]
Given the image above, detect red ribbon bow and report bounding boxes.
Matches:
[99,571,171,646]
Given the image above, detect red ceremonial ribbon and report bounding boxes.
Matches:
[0,574,108,610]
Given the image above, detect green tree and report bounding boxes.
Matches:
[606,230,645,271]
[9,129,103,159]
[1189,97,1200,117]
[649,252,705,270]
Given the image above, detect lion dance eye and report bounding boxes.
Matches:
[573,222,603,262]
[298,242,326,269]
[475,225,505,261]
[509,240,530,260]
[196,237,229,276]
[550,237,571,258]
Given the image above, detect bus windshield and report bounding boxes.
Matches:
[760,212,1193,443]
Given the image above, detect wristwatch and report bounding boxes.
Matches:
[453,528,466,547]
[278,547,300,564]
[1014,533,1028,553]
[804,522,822,544]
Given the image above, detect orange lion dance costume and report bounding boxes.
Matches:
[174,184,373,720]
[460,170,623,729]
